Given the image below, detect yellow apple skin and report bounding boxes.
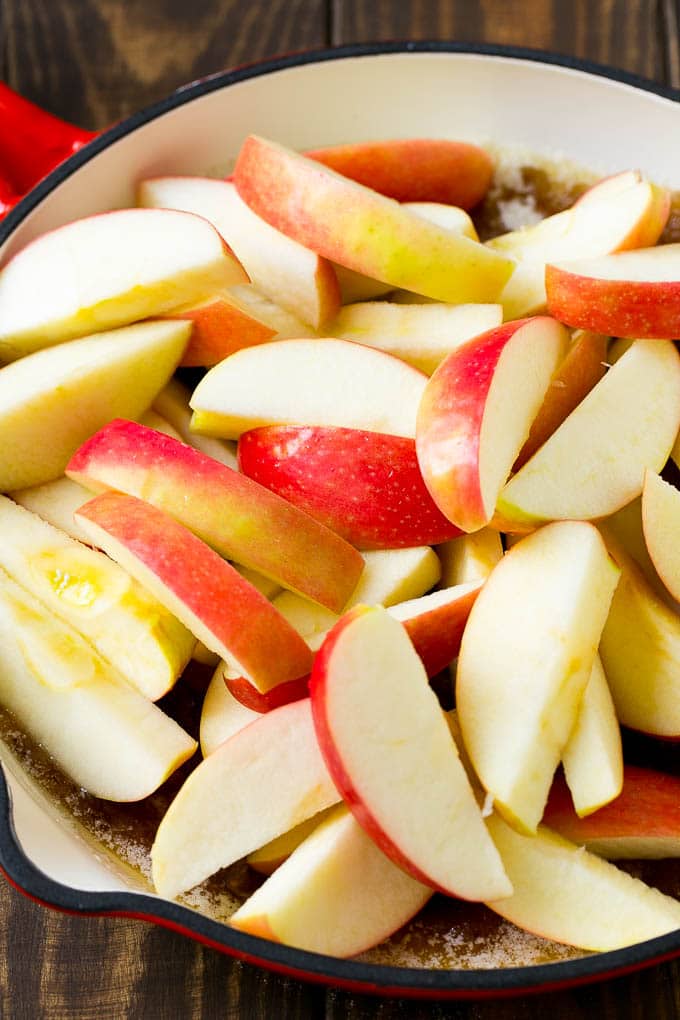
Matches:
[642,470,680,603]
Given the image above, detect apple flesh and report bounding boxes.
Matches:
[199,663,260,757]
[456,521,619,834]
[231,805,433,956]
[238,425,462,549]
[233,135,513,304]
[416,316,569,533]
[642,470,680,603]
[437,529,503,586]
[153,378,237,470]
[499,340,680,526]
[310,605,512,900]
[388,582,483,677]
[0,207,246,358]
[151,698,341,899]
[11,476,97,545]
[66,419,364,614]
[246,809,333,876]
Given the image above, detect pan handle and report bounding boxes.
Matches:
[0,82,96,218]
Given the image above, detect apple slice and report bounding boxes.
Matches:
[231,805,433,956]
[190,338,428,440]
[238,426,462,549]
[199,663,260,757]
[388,582,482,677]
[327,301,503,375]
[138,176,339,328]
[437,529,503,586]
[151,698,341,899]
[161,290,275,366]
[0,566,196,800]
[598,499,673,606]
[233,135,513,304]
[11,476,96,544]
[672,430,680,470]
[246,808,333,876]
[546,243,680,338]
[305,138,493,208]
[560,654,623,817]
[66,420,363,613]
[0,495,194,700]
[456,521,620,834]
[138,410,181,441]
[642,470,680,602]
[499,340,680,526]
[310,605,511,900]
[544,767,680,859]
[153,378,237,470]
[416,316,569,533]
[0,319,189,492]
[0,208,246,358]
[405,201,479,238]
[485,813,680,952]
[74,492,313,696]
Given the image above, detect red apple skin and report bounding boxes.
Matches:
[545,263,680,339]
[305,138,493,210]
[399,586,481,677]
[75,491,313,693]
[237,426,462,550]
[66,420,364,614]
[165,294,276,367]
[225,673,311,713]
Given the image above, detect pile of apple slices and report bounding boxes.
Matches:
[2,133,680,964]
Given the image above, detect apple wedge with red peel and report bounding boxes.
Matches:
[224,673,310,714]
[544,768,680,859]
[546,244,680,338]
[0,319,189,493]
[190,338,428,440]
[151,698,341,899]
[138,177,339,328]
[499,340,680,527]
[231,805,433,956]
[0,566,196,801]
[642,470,680,603]
[561,654,623,817]
[514,330,608,469]
[200,664,260,757]
[238,426,462,549]
[310,605,512,900]
[66,420,363,613]
[161,290,276,366]
[11,476,96,544]
[456,521,620,835]
[153,378,237,470]
[75,491,313,696]
[0,208,246,359]
[246,808,334,876]
[416,316,569,533]
[437,529,503,586]
[327,301,503,375]
[305,138,493,209]
[484,814,680,952]
[233,135,513,304]
[388,582,482,677]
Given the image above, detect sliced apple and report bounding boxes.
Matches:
[546,243,680,338]
[642,470,680,602]
[310,605,511,900]
[199,663,260,757]
[416,316,569,533]
[388,582,482,677]
[0,208,246,358]
[138,176,339,328]
[161,289,275,366]
[499,340,680,526]
[66,419,363,613]
[327,301,503,375]
[238,426,461,549]
[0,319,189,492]
[0,566,195,800]
[153,378,237,470]
[11,476,96,544]
[485,813,680,952]
[74,492,313,696]
[246,809,333,876]
[151,698,341,899]
[456,521,619,834]
[138,409,182,440]
[437,528,503,586]
[233,135,513,304]
[231,805,433,956]
[190,338,428,440]
[405,201,479,238]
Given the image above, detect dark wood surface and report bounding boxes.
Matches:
[1,1,680,1016]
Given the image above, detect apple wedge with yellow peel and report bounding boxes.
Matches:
[484,813,680,952]
[0,319,189,493]
[138,176,339,328]
[310,605,512,900]
[231,805,433,956]
[66,420,363,613]
[456,521,620,834]
[233,135,513,304]
[0,208,246,358]
[416,316,569,533]
[499,340,680,527]
[151,698,341,899]
[0,566,195,800]
[199,663,260,757]
[0,495,194,701]
[153,378,237,470]
[191,338,428,440]
[642,470,680,603]
[75,492,313,697]
[437,529,503,586]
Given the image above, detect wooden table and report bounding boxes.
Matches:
[1,1,680,1016]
